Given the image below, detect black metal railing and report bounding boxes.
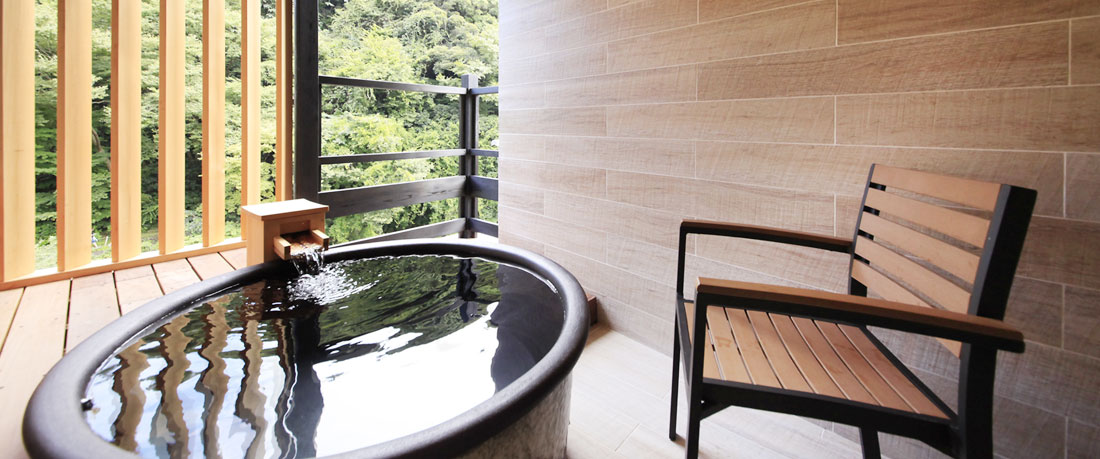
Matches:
[294,0,498,245]
[297,74,499,244]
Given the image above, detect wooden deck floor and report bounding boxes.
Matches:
[0,249,866,458]
[0,248,248,459]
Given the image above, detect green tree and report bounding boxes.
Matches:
[31,0,497,267]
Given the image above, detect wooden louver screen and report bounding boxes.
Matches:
[0,0,294,284]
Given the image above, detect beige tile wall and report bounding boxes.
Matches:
[497,1,1100,457]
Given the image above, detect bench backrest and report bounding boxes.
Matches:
[849,165,1036,356]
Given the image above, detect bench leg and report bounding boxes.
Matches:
[669,319,680,441]
[685,389,701,459]
[860,428,881,459]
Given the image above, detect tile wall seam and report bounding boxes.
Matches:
[503,157,698,181]
[1069,414,1100,429]
[898,339,1100,401]
[598,0,823,53]
[1064,418,1070,459]
[506,0,830,67]
[692,140,698,179]
[613,15,1070,77]
[534,41,836,84]
[697,0,823,28]
[1061,284,1066,350]
[506,131,1099,155]
[603,228,829,291]
[694,63,699,101]
[504,202,607,228]
[503,0,697,48]
[1069,19,1074,85]
[1028,214,1100,225]
[504,83,1100,112]
[708,82,1091,103]
[837,15,1089,48]
[499,0,611,40]
[501,134,1095,156]
[683,251,827,291]
[1064,153,1068,217]
[602,300,673,333]
[1014,274,1071,288]
[503,12,1100,69]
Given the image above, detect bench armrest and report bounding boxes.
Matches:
[695,277,1025,353]
[675,219,852,295]
[681,219,852,252]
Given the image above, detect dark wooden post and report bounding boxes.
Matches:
[459,74,480,238]
[294,0,321,201]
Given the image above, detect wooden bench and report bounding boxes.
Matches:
[670,165,1036,459]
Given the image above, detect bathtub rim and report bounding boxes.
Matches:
[22,239,589,459]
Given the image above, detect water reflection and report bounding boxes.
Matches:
[85,255,563,458]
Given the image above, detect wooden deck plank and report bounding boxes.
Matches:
[220,247,248,270]
[0,288,23,352]
[188,253,235,280]
[115,265,163,314]
[152,259,201,294]
[0,280,70,459]
[66,273,121,353]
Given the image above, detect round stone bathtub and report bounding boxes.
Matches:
[23,240,588,458]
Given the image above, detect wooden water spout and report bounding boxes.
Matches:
[273,230,330,261]
[241,199,330,266]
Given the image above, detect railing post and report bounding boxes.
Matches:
[459,74,479,238]
[295,0,321,202]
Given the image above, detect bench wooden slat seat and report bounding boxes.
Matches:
[670,164,1037,459]
[684,300,949,419]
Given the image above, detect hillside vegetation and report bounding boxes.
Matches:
[31,0,498,267]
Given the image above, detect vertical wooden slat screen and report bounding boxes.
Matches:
[111,0,142,262]
[203,0,226,246]
[275,0,293,201]
[57,0,93,271]
[241,0,261,233]
[1,0,37,281]
[159,0,185,254]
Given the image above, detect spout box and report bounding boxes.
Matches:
[241,199,330,266]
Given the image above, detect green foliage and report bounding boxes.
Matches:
[30,0,497,264]
[316,0,499,243]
